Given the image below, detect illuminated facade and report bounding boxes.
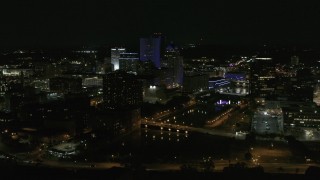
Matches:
[140,37,161,68]
[83,77,103,87]
[1,68,33,77]
[119,52,139,73]
[111,47,126,71]
[33,79,49,91]
[283,106,320,128]
[249,58,275,97]
[162,43,183,87]
[224,72,246,81]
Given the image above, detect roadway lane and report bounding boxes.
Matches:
[145,161,316,174]
[36,159,319,175]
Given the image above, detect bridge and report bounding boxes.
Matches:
[141,120,235,138]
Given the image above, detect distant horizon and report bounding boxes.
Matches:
[1,0,320,49]
[1,41,320,51]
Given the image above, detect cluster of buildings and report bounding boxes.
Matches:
[248,56,320,135]
[0,33,192,142]
[1,34,320,144]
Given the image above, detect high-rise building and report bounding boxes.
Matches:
[111,48,126,71]
[292,68,315,102]
[140,37,161,69]
[119,53,139,73]
[162,43,178,68]
[249,57,274,98]
[153,32,167,58]
[162,43,184,87]
[103,71,143,108]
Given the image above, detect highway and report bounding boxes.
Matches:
[205,107,235,128]
[145,161,318,174]
[220,161,316,174]
[25,158,318,175]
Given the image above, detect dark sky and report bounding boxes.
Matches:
[1,0,320,48]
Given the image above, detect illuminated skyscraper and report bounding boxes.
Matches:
[140,37,161,69]
[163,43,183,87]
[111,47,126,70]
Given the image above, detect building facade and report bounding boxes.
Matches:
[183,74,209,93]
[119,52,139,73]
[111,47,126,71]
[140,37,161,69]
[103,71,143,108]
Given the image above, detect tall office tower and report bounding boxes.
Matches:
[119,52,139,73]
[174,56,184,86]
[111,47,126,71]
[162,43,176,68]
[140,37,161,69]
[249,57,275,98]
[163,43,183,87]
[293,68,315,102]
[153,32,167,58]
[103,71,143,108]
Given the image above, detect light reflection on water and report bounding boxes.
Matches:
[132,128,233,161]
[142,128,188,143]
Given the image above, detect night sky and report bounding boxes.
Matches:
[1,0,320,48]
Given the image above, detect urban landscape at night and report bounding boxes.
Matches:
[1,0,320,179]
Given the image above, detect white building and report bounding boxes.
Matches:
[111,47,126,71]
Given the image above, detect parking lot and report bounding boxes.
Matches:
[252,110,282,135]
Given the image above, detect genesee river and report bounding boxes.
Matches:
[106,129,247,163]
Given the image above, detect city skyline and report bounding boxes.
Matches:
[1,1,320,179]
[1,0,320,48]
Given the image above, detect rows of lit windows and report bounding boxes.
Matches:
[294,118,320,122]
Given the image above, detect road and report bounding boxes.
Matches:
[205,107,235,128]
[146,161,318,174]
[18,157,318,175]
[40,160,122,169]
